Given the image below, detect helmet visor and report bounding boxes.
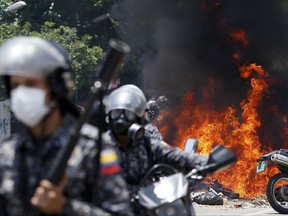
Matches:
[110,109,137,121]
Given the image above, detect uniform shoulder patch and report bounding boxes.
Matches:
[100,148,121,176]
[161,141,172,148]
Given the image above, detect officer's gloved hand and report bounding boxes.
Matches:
[193,154,209,166]
[31,176,67,214]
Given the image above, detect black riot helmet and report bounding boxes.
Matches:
[105,84,147,118]
[105,84,147,139]
[0,36,78,116]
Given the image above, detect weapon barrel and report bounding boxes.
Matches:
[47,39,130,185]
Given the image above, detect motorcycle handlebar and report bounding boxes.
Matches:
[186,145,237,180]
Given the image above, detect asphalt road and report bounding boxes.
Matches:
[193,199,279,216]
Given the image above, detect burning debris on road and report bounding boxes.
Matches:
[249,196,269,207]
[191,183,269,207]
[191,177,239,206]
[192,191,226,206]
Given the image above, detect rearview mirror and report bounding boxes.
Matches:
[207,145,237,173]
[184,138,198,153]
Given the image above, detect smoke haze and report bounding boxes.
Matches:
[111,0,288,146]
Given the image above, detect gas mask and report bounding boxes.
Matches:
[109,109,144,141]
[11,85,55,127]
[128,123,145,141]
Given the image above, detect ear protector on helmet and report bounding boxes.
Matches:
[45,40,74,100]
[47,69,74,100]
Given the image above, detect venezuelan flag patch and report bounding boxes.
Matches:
[100,149,121,175]
[161,141,172,148]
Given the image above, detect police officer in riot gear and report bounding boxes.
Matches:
[107,84,163,141]
[146,99,160,122]
[146,95,168,123]
[0,36,133,216]
[104,84,147,140]
[145,95,170,140]
[144,99,163,140]
[104,84,208,194]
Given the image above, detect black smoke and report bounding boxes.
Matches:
[111,0,288,147]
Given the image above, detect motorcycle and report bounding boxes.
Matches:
[256,149,288,214]
[132,145,237,216]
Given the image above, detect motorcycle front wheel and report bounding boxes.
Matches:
[266,172,288,214]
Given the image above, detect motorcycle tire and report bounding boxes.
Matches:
[266,172,288,214]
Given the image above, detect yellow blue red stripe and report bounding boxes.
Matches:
[161,141,172,148]
[100,149,121,175]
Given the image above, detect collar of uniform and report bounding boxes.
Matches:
[15,113,77,152]
[108,130,145,149]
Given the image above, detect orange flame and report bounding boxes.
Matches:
[153,16,288,197]
[156,63,283,198]
[230,29,249,47]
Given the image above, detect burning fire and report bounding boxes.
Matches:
[157,62,280,198]
[156,28,286,198]
[229,29,249,48]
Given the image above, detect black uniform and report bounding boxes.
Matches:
[104,131,207,191]
[144,124,162,141]
[0,114,133,216]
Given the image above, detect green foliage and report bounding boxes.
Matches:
[0,21,104,91]
[0,0,15,11]
[15,0,118,45]
[0,0,139,100]
[32,22,104,89]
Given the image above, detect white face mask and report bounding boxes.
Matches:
[11,85,54,128]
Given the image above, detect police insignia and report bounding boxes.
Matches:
[100,149,120,175]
